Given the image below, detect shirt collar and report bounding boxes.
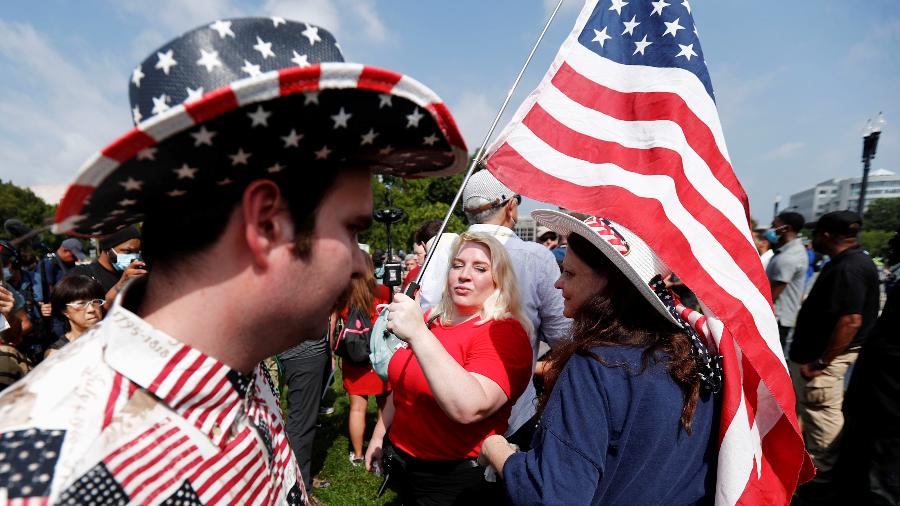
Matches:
[468,223,518,241]
[101,279,254,447]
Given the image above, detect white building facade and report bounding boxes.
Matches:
[787,169,899,221]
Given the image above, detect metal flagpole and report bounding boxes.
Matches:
[405,0,567,296]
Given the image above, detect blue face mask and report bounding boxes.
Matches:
[764,229,779,244]
[111,249,140,271]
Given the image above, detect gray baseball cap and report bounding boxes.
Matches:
[462,170,517,213]
[60,238,87,261]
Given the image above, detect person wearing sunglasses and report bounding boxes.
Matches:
[45,275,106,359]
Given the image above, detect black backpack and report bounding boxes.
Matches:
[334,306,372,365]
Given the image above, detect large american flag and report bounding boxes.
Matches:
[484,0,815,503]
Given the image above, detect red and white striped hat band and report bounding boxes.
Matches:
[53,18,467,237]
[532,209,679,327]
[582,216,630,256]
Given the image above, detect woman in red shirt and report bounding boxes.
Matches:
[340,256,391,465]
[365,232,533,504]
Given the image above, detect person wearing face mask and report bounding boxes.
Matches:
[63,225,145,310]
[764,212,808,355]
[44,275,105,359]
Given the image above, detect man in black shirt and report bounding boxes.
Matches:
[64,226,146,309]
[832,227,900,503]
[789,210,879,477]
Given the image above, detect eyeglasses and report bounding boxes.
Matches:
[66,299,105,310]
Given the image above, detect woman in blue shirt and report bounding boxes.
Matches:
[480,211,722,505]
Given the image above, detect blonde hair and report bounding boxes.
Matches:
[432,232,532,336]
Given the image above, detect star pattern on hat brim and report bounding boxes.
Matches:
[54,18,467,237]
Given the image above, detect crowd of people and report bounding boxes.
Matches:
[0,14,897,506]
[754,210,898,504]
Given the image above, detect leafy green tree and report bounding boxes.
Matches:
[859,229,894,258]
[0,180,56,250]
[359,174,468,257]
[864,198,900,232]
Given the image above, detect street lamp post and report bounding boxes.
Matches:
[858,112,886,214]
[773,194,781,219]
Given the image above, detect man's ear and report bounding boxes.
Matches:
[241,180,292,268]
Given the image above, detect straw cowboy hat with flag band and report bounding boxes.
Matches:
[532,209,723,393]
[53,17,468,237]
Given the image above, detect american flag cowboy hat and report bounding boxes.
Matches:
[53,17,467,237]
[532,209,678,326]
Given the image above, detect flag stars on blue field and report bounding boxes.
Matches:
[592,27,612,47]
[581,0,713,98]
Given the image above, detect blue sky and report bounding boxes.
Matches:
[1,0,898,224]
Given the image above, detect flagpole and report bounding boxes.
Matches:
[407,0,566,294]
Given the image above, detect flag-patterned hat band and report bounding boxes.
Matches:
[531,209,678,326]
[54,17,467,237]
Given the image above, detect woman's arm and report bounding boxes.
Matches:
[365,392,395,472]
[387,293,508,424]
[479,434,518,473]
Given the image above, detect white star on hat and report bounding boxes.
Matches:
[406,109,424,128]
[167,189,187,197]
[302,23,321,45]
[241,60,262,77]
[137,147,157,161]
[196,49,222,73]
[272,17,286,27]
[423,134,439,146]
[304,92,320,105]
[267,162,286,173]
[185,86,205,102]
[331,108,352,129]
[209,20,235,38]
[291,51,310,67]
[174,164,198,179]
[230,148,252,165]
[248,106,272,127]
[282,129,303,147]
[190,126,215,146]
[151,94,171,115]
[119,177,143,191]
[378,94,393,108]
[360,128,378,145]
[314,145,332,160]
[155,49,177,75]
[253,36,276,59]
[131,66,145,87]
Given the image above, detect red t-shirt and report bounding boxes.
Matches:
[388,316,532,460]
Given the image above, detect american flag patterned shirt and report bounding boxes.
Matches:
[0,292,306,505]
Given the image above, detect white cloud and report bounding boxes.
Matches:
[543,0,582,15]
[448,91,495,150]
[0,1,393,191]
[29,184,67,205]
[762,141,805,160]
[0,20,127,188]
[845,18,900,66]
[261,0,389,42]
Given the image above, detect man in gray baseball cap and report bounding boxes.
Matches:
[419,169,570,450]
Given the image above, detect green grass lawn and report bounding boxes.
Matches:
[296,365,400,505]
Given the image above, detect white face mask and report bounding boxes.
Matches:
[111,249,140,271]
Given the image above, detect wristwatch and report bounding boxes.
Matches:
[813,358,829,370]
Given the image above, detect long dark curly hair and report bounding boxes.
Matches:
[539,233,702,432]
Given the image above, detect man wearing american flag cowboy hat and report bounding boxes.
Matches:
[0,17,466,505]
